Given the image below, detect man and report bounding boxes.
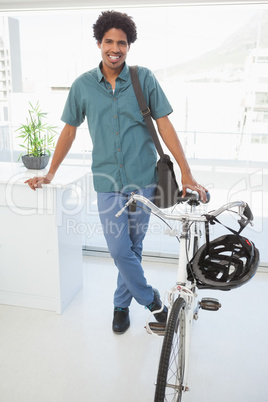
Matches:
[26,11,207,334]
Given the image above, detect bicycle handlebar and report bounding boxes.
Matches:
[177,189,211,204]
[115,193,254,226]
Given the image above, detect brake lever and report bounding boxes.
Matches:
[115,195,136,217]
[115,203,129,218]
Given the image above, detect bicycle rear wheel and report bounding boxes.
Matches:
[154,297,186,402]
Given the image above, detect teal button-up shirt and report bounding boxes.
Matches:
[61,63,173,192]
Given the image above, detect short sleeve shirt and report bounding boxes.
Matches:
[61,63,173,192]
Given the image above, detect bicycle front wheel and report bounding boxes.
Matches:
[154,297,186,402]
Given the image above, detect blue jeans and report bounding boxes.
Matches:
[97,185,156,308]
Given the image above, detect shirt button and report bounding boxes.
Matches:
[114,115,117,118]
[118,149,120,151]
[116,132,119,135]
[120,165,123,167]
[113,98,116,101]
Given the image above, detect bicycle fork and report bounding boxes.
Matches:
[183,294,196,393]
[174,219,197,394]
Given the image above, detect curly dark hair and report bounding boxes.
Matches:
[93,11,137,45]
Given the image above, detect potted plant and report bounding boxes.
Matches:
[16,101,57,170]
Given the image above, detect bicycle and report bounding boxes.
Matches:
[116,190,259,402]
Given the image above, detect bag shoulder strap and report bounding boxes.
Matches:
[129,65,164,158]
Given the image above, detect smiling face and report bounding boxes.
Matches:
[98,28,130,76]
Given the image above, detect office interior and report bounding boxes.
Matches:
[0,1,268,401]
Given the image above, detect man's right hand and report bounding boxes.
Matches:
[24,124,77,191]
[25,174,54,191]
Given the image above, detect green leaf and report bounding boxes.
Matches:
[16,101,58,156]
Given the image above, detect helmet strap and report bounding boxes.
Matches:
[205,215,253,254]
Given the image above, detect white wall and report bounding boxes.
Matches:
[1,0,268,12]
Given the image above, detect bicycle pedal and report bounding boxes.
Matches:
[199,298,221,311]
[147,322,166,336]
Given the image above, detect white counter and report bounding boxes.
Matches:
[0,162,87,314]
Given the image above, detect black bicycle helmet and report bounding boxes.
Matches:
[191,234,259,290]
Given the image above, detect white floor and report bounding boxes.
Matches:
[1,255,268,402]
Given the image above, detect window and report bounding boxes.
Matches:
[1,5,268,162]
[256,92,268,105]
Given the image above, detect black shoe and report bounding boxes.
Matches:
[146,289,168,323]
[112,307,130,334]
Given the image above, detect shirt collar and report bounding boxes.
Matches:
[118,63,129,81]
[97,62,104,82]
[97,62,129,83]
